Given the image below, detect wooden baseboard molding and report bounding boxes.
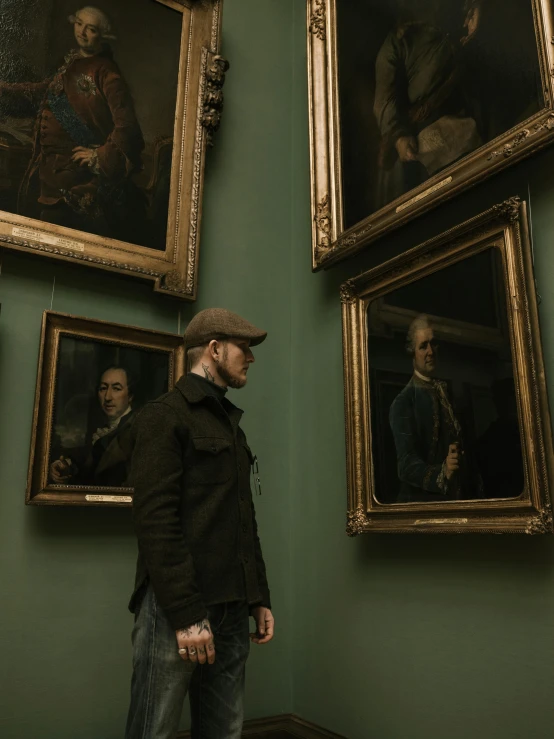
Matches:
[177,713,347,738]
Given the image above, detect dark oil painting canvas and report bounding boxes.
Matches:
[337,0,543,229]
[367,247,524,505]
[0,1,182,250]
[49,335,170,489]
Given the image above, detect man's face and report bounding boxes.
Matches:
[74,10,103,55]
[217,339,255,389]
[413,327,438,377]
[98,368,132,420]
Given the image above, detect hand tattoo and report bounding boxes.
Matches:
[178,618,212,640]
[202,363,215,383]
[197,618,212,635]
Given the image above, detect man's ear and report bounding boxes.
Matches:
[208,339,220,361]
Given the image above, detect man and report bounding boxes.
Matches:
[389,315,473,503]
[50,365,135,487]
[0,7,146,243]
[373,0,483,207]
[125,308,274,739]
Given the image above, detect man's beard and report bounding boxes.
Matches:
[217,345,247,389]
[217,361,247,389]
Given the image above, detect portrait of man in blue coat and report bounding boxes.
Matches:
[389,314,478,503]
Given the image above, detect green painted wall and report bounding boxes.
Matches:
[290,4,554,738]
[0,2,294,737]
[4,2,554,738]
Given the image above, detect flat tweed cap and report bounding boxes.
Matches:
[184,308,267,348]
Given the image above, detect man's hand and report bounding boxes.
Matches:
[395,136,418,162]
[175,618,215,665]
[72,146,95,166]
[50,456,75,483]
[460,5,481,46]
[250,607,274,645]
[445,443,460,480]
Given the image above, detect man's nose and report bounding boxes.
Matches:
[105,388,113,400]
[247,350,255,363]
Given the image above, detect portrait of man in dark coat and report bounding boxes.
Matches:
[50,365,136,487]
[389,314,480,503]
[47,335,173,491]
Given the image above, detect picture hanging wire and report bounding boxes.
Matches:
[527,182,541,305]
[50,276,56,311]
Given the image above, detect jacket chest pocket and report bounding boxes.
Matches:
[188,436,233,485]
[241,442,255,466]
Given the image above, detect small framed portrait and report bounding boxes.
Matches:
[308,0,554,268]
[0,1,225,299]
[341,198,554,534]
[26,311,185,506]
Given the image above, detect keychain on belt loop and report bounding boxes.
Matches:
[252,455,262,496]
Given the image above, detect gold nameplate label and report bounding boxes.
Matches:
[85,494,132,503]
[396,176,452,213]
[12,226,85,252]
[414,518,469,525]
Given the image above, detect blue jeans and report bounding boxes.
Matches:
[125,585,250,739]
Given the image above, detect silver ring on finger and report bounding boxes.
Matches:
[178,647,188,655]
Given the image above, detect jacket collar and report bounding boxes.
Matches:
[411,373,447,391]
[177,373,222,403]
[176,374,243,417]
[93,408,135,448]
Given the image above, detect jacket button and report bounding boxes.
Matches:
[242,525,247,533]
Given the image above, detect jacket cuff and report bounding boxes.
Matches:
[249,589,272,613]
[163,594,208,631]
[422,463,444,493]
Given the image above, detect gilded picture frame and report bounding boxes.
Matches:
[0,0,225,300]
[308,0,554,269]
[341,198,554,534]
[26,311,185,506]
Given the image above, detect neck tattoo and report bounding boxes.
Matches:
[202,363,215,383]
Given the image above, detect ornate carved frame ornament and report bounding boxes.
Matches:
[341,199,554,534]
[308,0,554,269]
[26,311,185,507]
[0,0,225,300]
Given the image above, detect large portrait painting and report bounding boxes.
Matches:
[341,198,554,533]
[26,311,185,506]
[308,0,554,268]
[0,0,225,299]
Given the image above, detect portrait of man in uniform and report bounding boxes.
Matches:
[0,2,182,250]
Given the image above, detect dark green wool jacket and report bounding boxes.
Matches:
[128,373,270,630]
